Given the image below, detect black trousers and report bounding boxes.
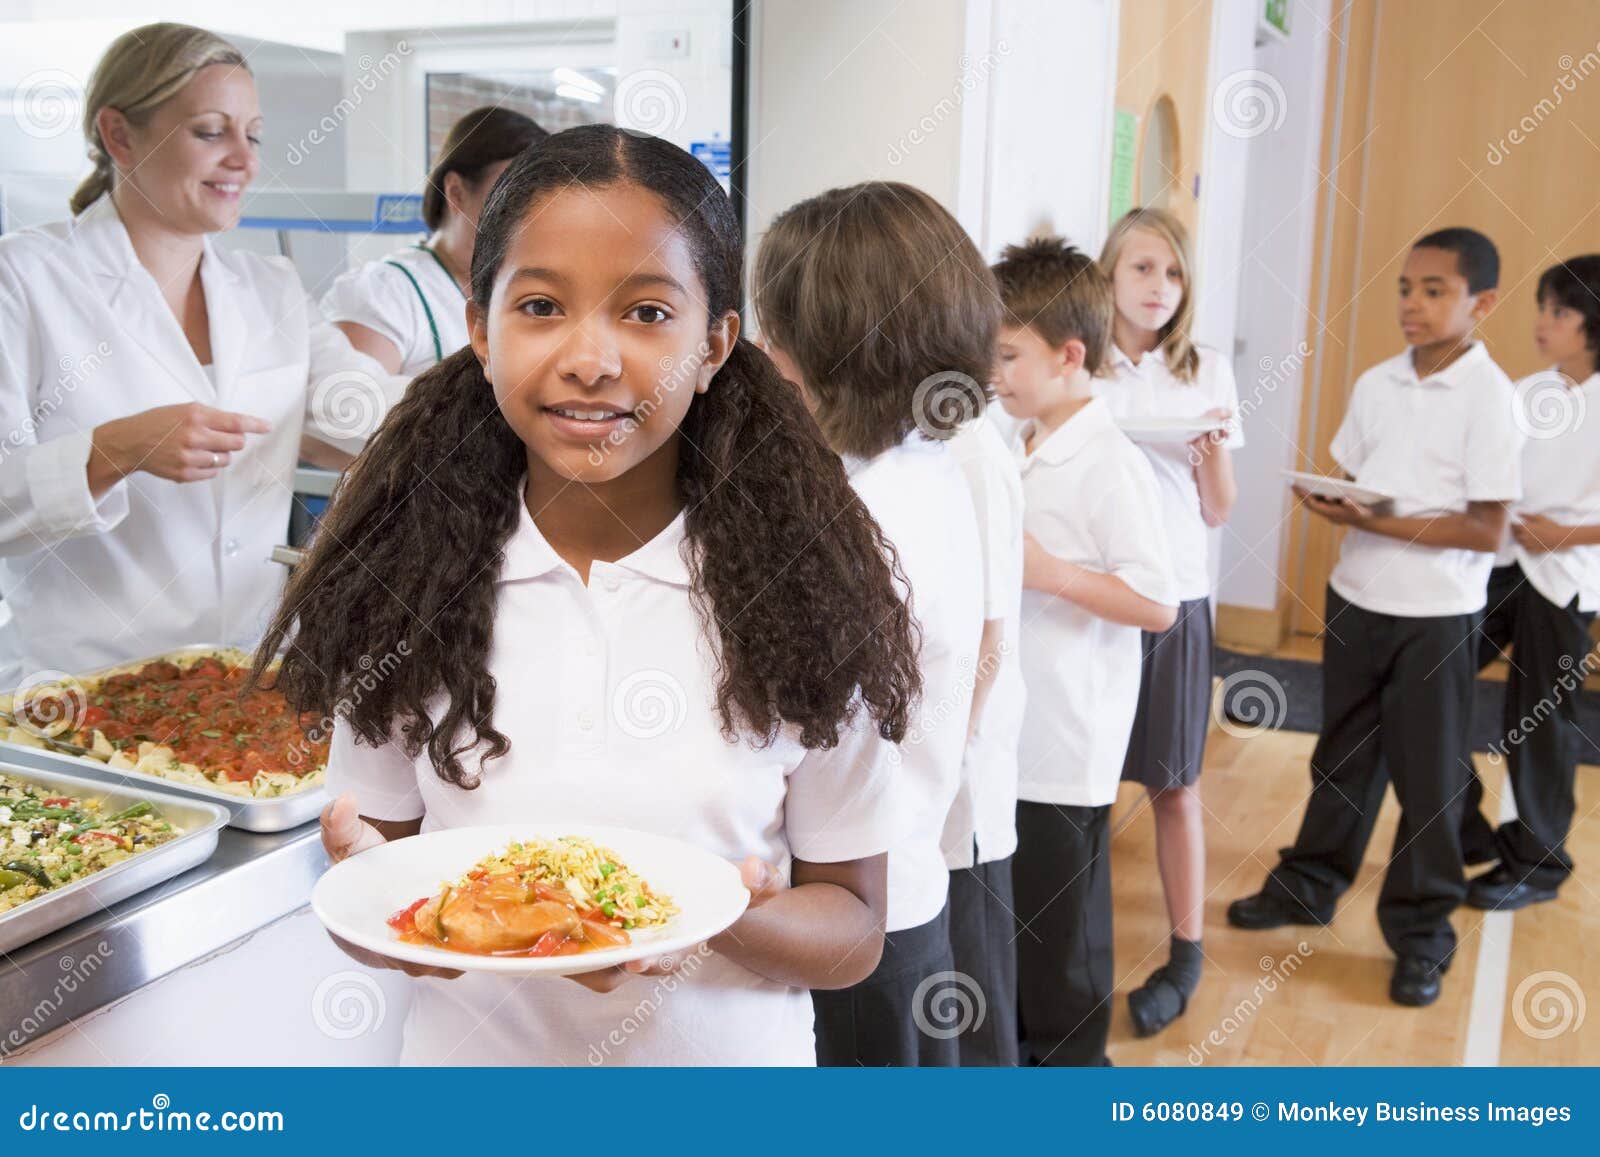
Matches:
[947,856,1020,1066]
[812,905,958,1067]
[1264,586,1479,964]
[1462,563,1594,887]
[1012,801,1112,1066]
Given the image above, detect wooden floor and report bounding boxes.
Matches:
[1105,647,1599,1065]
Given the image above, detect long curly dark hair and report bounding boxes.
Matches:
[253,125,922,788]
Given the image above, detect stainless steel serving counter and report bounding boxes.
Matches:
[0,822,325,1057]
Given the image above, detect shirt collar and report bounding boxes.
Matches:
[72,192,239,287]
[1108,343,1166,375]
[1384,340,1489,388]
[1020,396,1117,468]
[497,494,693,588]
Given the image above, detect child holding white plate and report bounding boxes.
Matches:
[1094,208,1241,1037]
[253,125,922,1066]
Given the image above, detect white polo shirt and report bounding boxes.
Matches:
[1096,344,1244,601]
[1014,398,1176,807]
[329,499,905,1066]
[845,435,983,931]
[941,416,1026,869]
[1328,342,1521,617]
[1499,370,1600,611]
[320,244,469,375]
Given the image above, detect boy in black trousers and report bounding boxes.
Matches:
[1229,228,1520,1008]
[1461,254,1600,910]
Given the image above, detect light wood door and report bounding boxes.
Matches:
[1114,0,1215,235]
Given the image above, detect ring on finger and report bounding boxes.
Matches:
[211,452,221,469]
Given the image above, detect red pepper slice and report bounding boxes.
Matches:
[387,896,428,934]
[528,930,568,957]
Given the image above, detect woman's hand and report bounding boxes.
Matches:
[1512,513,1569,553]
[89,403,272,496]
[319,793,461,980]
[567,856,784,994]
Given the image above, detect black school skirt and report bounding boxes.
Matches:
[1120,596,1213,790]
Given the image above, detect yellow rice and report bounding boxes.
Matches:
[453,835,678,933]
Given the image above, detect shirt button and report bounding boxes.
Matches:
[584,640,599,657]
[223,538,240,557]
[577,710,595,731]
[604,576,622,593]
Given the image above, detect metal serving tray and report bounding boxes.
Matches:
[0,645,329,833]
[0,762,228,955]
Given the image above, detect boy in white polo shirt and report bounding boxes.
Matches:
[1231,228,1521,1009]
[941,409,1027,1067]
[755,181,989,1067]
[1460,254,1600,911]
[992,238,1177,1066]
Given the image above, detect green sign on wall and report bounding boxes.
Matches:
[1109,106,1138,225]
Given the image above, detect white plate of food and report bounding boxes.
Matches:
[1116,415,1232,445]
[1283,470,1394,506]
[311,823,750,976]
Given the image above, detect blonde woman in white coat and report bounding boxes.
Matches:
[0,23,405,686]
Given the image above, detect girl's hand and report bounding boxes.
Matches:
[1188,406,1235,456]
[318,794,461,978]
[567,856,784,993]
[1512,513,1569,553]
[89,403,272,494]
[326,930,463,980]
[320,792,388,864]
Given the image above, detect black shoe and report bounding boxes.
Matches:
[1466,865,1560,911]
[1227,891,1334,930]
[1462,844,1499,868]
[1390,955,1448,1007]
[1128,966,1188,1037]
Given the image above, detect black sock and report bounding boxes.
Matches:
[1165,936,1203,998]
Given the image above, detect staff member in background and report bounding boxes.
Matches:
[0,22,405,687]
[321,107,546,375]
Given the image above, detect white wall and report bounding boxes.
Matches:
[1214,0,1331,613]
[969,0,1118,259]
[746,0,1118,313]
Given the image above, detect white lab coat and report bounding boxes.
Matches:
[0,194,407,686]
